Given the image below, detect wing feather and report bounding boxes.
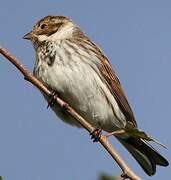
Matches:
[70,37,137,128]
[84,38,137,127]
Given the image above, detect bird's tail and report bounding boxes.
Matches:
[118,136,169,176]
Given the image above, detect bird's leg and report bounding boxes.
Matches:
[90,129,102,142]
[47,91,58,109]
[104,129,126,138]
[47,90,69,111]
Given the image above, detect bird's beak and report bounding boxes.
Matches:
[23,31,34,40]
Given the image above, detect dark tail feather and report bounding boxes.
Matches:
[118,137,169,176]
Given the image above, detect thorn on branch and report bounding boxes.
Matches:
[24,76,29,81]
[121,172,130,179]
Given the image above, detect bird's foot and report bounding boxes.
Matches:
[90,129,102,142]
[47,91,58,109]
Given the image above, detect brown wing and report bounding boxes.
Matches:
[70,37,137,128]
[83,38,137,128]
[100,57,137,127]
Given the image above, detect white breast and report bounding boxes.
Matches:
[34,40,126,132]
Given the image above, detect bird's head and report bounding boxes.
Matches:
[23,15,83,45]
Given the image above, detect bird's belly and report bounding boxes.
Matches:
[50,86,126,132]
[35,56,126,132]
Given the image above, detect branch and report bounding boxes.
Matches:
[0,46,141,180]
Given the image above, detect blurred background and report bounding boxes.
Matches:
[0,1,170,180]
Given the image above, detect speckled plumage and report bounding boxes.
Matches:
[34,39,127,131]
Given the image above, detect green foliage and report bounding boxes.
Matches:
[99,173,117,180]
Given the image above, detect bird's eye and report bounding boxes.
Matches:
[40,24,47,30]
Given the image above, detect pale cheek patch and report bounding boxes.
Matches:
[37,35,48,42]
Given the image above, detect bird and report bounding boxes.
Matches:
[23,15,169,176]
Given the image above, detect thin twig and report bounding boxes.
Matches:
[0,46,141,180]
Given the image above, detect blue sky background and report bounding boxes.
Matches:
[0,1,170,180]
